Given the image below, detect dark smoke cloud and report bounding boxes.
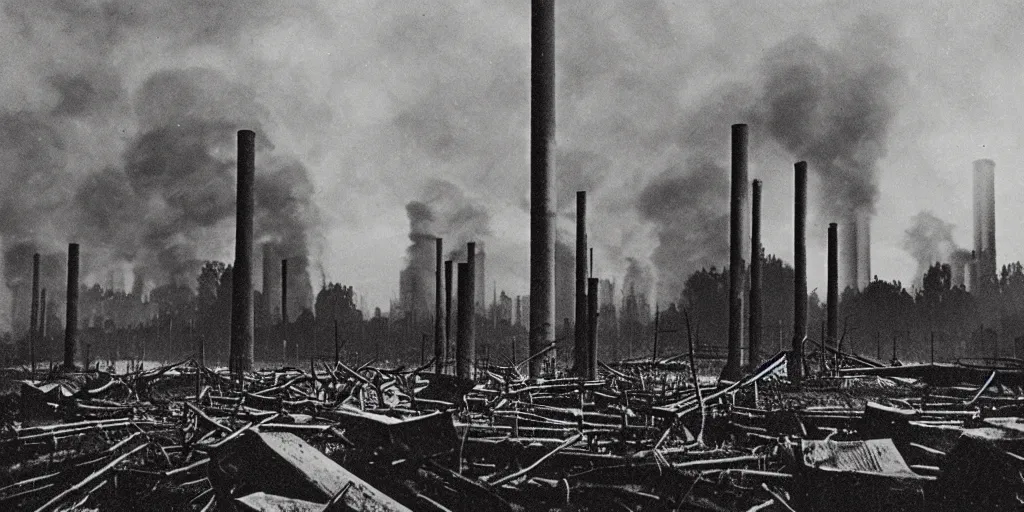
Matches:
[401,201,436,315]
[255,154,319,312]
[752,17,903,219]
[402,179,491,313]
[0,112,72,243]
[0,111,76,328]
[0,0,327,330]
[622,257,655,307]
[638,159,731,300]
[902,211,967,285]
[13,0,331,48]
[348,2,909,309]
[419,179,491,261]
[635,16,902,302]
[68,69,320,296]
[100,69,317,306]
[48,70,123,118]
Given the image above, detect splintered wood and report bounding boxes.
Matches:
[2,351,1023,510]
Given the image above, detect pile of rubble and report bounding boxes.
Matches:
[2,350,1024,511]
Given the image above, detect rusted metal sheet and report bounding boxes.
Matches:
[796,439,932,512]
[234,492,325,512]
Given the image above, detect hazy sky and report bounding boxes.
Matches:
[3,0,1024,314]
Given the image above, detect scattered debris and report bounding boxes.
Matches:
[3,349,1024,510]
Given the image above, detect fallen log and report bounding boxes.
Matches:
[209,430,411,511]
[32,441,148,512]
[488,433,583,487]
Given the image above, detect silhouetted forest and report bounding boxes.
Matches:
[5,254,1024,368]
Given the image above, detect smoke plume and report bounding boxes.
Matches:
[623,257,655,308]
[902,211,968,285]
[402,179,491,315]
[638,159,731,299]
[634,16,902,302]
[0,2,324,332]
[400,202,436,316]
[752,17,902,219]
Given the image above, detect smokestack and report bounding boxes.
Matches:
[529,0,556,379]
[856,211,871,289]
[281,259,289,325]
[281,258,289,362]
[456,261,475,380]
[827,223,839,351]
[965,252,976,293]
[574,191,587,377]
[791,162,808,382]
[463,243,478,378]
[63,243,79,370]
[724,123,748,380]
[748,180,762,370]
[840,221,857,292]
[434,238,445,374]
[29,253,39,374]
[444,260,453,371]
[229,129,255,376]
[476,243,486,311]
[467,242,476,315]
[39,288,47,341]
[586,277,598,379]
[973,159,996,289]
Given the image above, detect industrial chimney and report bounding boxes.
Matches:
[29,253,39,374]
[476,242,486,311]
[748,180,762,370]
[724,124,748,380]
[281,258,289,362]
[456,260,475,380]
[39,288,47,341]
[964,251,975,293]
[434,238,445,374]
[827,223,838,351]
[586,277,599,380]
[839,210,871,292]
[856,211,871,289]
[63,243,79,371]
[973,159,996,290]
[574,191,587,377]
[458,243,478,380]
[444,259,453,371]
[529,0,556,378]
[229,129,256,376]
[791,162,808,383]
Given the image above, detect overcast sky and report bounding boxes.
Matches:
[2,0,1024,314]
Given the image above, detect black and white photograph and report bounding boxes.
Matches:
[0,1,1021,510]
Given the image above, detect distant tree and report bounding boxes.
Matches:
[922,262,952,299]
[680,266,728,349]
[314,283,364,361]
[842,279,917,359]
